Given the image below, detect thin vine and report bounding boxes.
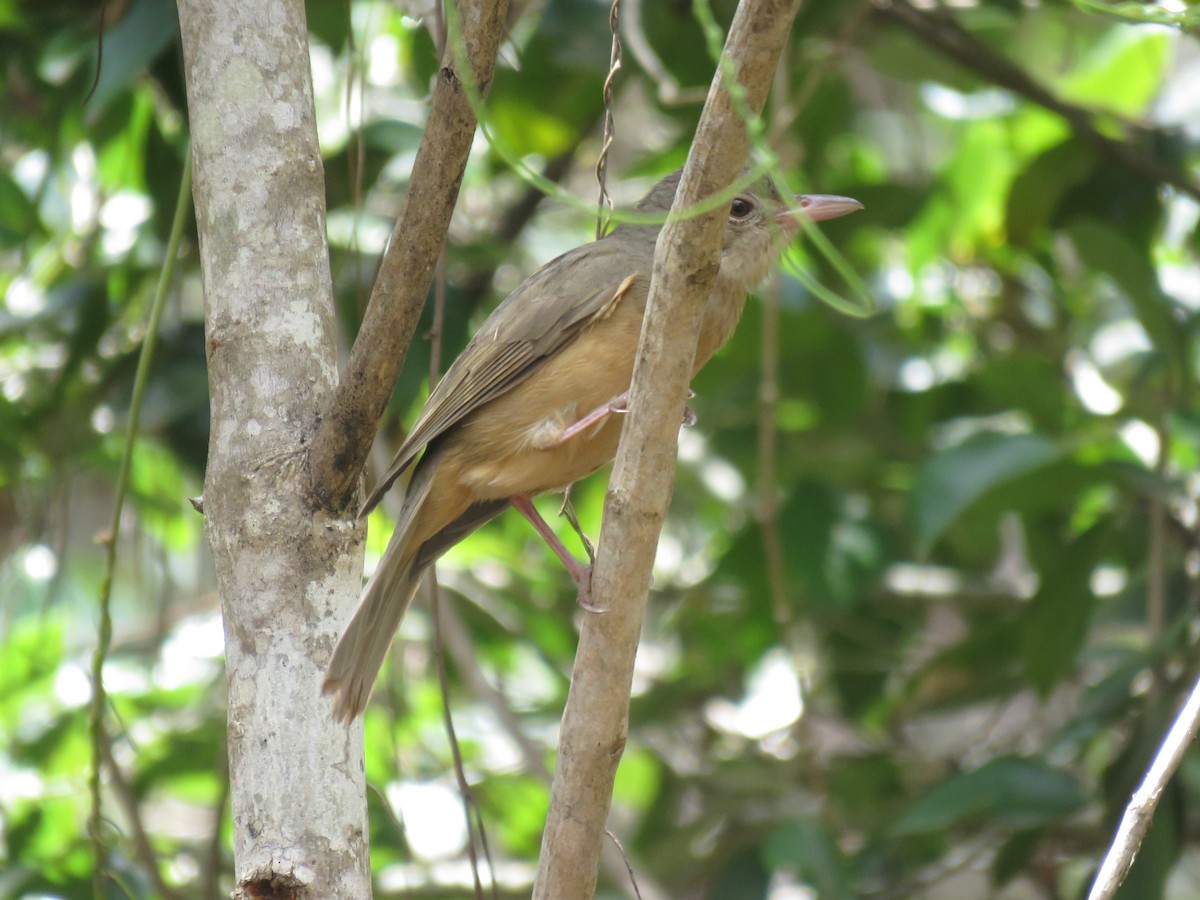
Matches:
[444,0,873,315]
[89,147,193,899]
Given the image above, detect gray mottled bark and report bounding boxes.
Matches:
[178,1,370,897]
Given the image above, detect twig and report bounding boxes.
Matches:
[431,575,497,900]
[430,251,447,385]
[202,733,230,900]
[768,0,872,145]
[604,830,643,900]
[621,0,709,106]
[427,240,495,900]
[1089,673,1200,898]
[436,592,672,900]
[530,2,803,897]
[344,0,369,318]
[1146,410,1170,695]
[98,731,182,900]
[436,598,551,779]
[83,5,106,106]
[459,143,586,302]
[432,0,449,60]
[309,0,510,511]
[436,594,669,900]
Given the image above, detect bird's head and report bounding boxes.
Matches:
[718,177,863,291]
[627,168,862,293]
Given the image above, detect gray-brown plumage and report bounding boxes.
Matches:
[324,169,862,722]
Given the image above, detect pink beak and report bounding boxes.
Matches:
[778,194,863,236]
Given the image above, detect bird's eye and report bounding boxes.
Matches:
[730,197,754,220]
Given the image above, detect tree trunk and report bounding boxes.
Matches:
[178,1,371,897]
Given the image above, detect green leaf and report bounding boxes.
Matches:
[1066,219,1189,384]
[710,849,772,900]
[0,171,38,246]
[894,756,1087,834]
[487,0,607,158]
[764,820,852,900]
[305,0,351,50]
[992,828,1045,885]
[911,432,1065,553]
[1021,525,1107,695]
[778,482,889,610]
[85,0,180,116]
[1059,26,1169,115]
[1006,138,1096,246]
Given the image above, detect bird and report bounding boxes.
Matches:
[324,167,862,722]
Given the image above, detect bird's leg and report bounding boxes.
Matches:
[549,387,698,448]
[509,495,604,613]
[549,391,630,446]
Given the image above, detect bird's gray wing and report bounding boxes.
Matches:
[360,239,644,515]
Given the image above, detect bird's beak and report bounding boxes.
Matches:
[777,194,864,234]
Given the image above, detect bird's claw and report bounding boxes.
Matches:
[575,568,607,614]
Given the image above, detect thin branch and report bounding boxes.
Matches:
[530,2,803,897]
[344,0,369,318]
[439,602,551,778]
[604,830,643,900]
[621,0,709,106]
[426,247,495,900]
[430,251,447,386]
[459,144,584,302]
[1147,410,1170,696]
[768,0,872,147]
[1089,672,1200,898]
[99,731,182,900]
[875,0,1200,203]
[1089,402,1183,898]
[202,733,230,900]
[82,5,106,106]
[309,0,510,511]
[431,575,496,900]
[436,595,670,900]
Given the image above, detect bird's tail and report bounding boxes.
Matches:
[324,539,425,724]
[323,460,438,724]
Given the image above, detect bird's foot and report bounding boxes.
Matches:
[575,567,605,614]
[549,391,630,447]
[510,494,605,611]
[551,541,604,613]
[544,387,694,446]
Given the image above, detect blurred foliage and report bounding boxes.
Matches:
[2,0,1200,897]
